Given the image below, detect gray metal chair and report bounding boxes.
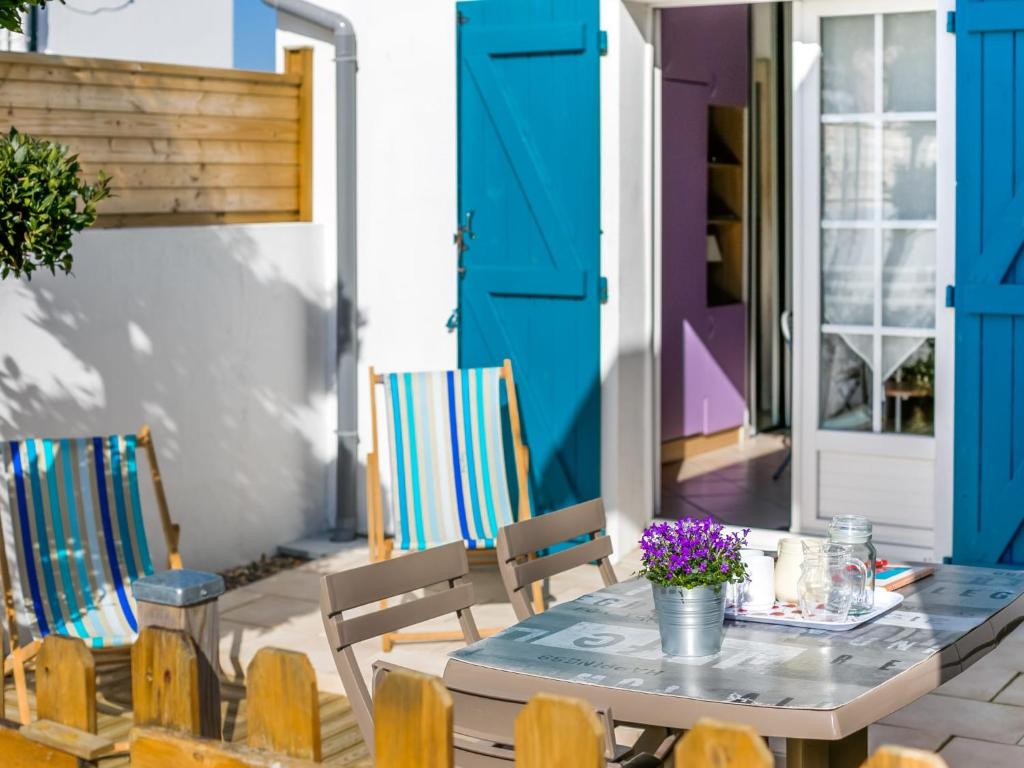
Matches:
[496,498,618,621]
[320,540,640,767]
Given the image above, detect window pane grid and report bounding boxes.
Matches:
[819,11,936,436]
[822,220,936,229]
[822,112,936,124]
[823,325,935,338]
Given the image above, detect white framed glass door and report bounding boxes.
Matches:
[793,0,949,557]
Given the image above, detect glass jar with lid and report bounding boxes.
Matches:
[826,515,876,614]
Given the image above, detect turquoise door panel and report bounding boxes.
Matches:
[954,0,1024,564]
[456,0,601,516]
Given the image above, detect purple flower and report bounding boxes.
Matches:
[636,516,748,589]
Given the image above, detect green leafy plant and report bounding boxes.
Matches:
[0,128,111,280]
[0,0,57,34]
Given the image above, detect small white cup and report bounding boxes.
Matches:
[739,552,776,610]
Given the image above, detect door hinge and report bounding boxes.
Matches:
[598,30,608,56]
[945,285,955,308]
[598,276,609,304]
[457,10,469,25]
[446,308,460,331]
[946,11,955,33]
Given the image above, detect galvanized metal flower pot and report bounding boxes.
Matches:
[651,582,726,657]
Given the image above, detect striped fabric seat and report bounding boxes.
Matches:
[382,367,516,551]
[1,436,154,648]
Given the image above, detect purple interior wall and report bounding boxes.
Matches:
[661,5,749,441]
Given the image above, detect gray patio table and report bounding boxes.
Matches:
[444,565,1024,767]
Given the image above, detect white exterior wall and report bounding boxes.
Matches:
[0,224,334,571]
[602,1,658,558]
[40,0,233,68]
[275,1,459,536]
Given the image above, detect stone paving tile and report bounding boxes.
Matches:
[868,724,949,753]
[216,585,265,613]
[881,694,1024,745]
[994,674,1024,707]
[939,737,1024,767]
[935,650,1022,701]
[220,592,319,629]
[246,568,323,601]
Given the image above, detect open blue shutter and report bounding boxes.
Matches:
[954,0,1024,564]
[456,0,601,515]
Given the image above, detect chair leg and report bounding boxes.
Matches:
[6,639,41,725]
[381,539,395,652]
[531,580,545,615]
[381,627,502,649]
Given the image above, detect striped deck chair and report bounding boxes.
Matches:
[366,359,542,650]
[0,425,181,724]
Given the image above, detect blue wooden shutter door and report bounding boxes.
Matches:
[955,0,1024,564]
[456,0,601,516]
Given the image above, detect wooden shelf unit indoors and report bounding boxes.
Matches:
[707,104,746,307]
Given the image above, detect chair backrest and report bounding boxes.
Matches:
[0,434,159,647]
[497,499,617,621]
[320,541,481,756]
[369,361,528,553]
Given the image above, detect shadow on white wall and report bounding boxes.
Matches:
[0,222,344,572]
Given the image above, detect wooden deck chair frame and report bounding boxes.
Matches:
[497,498,617,622]
[1,424,182,725]
[366,358,541,650]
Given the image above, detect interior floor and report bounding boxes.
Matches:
[659,432,791,531]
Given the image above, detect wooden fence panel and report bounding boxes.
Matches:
[674,718,773,767]
[861,746,949,768]
[131,727,321,768]
[0,727,81,768]
[0,49,313,227]
[245,647,321,761]
[514,693,604,768]
[131,626,220,739]
[35,635,96,733]
[374,668,453,768]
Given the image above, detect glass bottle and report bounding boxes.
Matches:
[827,515,877,614]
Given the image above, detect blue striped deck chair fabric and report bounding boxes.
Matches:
[374,362,528,554]
[1,434,161,650]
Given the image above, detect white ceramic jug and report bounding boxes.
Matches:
[775,537,822,604]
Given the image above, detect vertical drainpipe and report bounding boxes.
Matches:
[262,0,358,541]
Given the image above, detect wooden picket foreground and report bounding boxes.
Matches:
[0,48,313,227]
[2,631,951,767]
[861,746,950,768]
[245,647,322,761]
[374,668,951,768]
[374,668,453,768]
[674,717,774,767]
[513,693,606,768]
[0,627,366,766]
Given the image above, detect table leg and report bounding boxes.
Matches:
[828,729,868,768]
[787,738,828,768]
[787,729,867,768]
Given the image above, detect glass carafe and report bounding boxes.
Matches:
[797,542,868,623]
[827,515,877,614]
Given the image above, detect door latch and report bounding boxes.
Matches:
[453,210,476,274]
[446,308,460,332]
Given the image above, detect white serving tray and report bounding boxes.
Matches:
[724,588,903,631]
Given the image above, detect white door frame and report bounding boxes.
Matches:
[791,0,955,559]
